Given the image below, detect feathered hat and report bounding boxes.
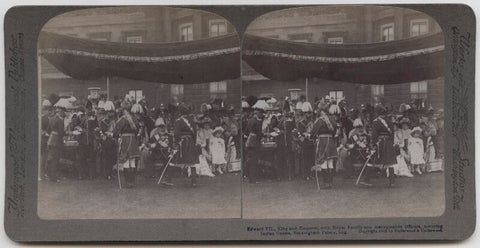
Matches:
[353,118,364,128]
[131,103,144,114]
[103,100,115,112]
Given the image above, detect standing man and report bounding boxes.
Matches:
[99,100,117,180]
[310,101,338,189]
[113,101,141,188]
[45,100,68,182]
[40,100,54,181]
[244,106,265,184]
[371,104,397,188]
[174,102,200,187]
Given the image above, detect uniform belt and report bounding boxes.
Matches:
[121,133,135,137]
[317,134,333,138]
[51,131,59,135]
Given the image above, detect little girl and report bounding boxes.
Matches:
[210,126,227,174]
[408,127,425,175]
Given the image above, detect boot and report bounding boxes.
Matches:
[320,169,331,189]
[190,167,198,187]
[388,167,396,188]
[328,168,334,188]
[125,168,133,188]
[359,166,373,187]
[131,167,136,186]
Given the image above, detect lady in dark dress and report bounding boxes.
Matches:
[174,102,200,187]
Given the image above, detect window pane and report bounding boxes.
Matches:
[410,82,418,93]
[136,90,143,100]
[209,82,217,92]
[218,24,226,33]
[419,81,428,92]
[218,81,227,92]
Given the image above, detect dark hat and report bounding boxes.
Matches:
[374,104,387,115]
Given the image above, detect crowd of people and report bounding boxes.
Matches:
[242,95,444,189]
[40,93,241,188]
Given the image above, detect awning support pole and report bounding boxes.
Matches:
[305,78,309,102]
[107,76,110,100]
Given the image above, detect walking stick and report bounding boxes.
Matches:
[157,150,177,185]
[117,138,123,189]
[116,159,122,189]
[315,168,320,190]
[355,150,376,185]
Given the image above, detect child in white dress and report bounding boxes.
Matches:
[408,127,425,175]
[393,123,414,177]
[210,126,227,174]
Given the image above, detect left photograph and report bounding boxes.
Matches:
[37,7,242,219]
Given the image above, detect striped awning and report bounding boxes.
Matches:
[242,32,445,84]
[38,31,240,84]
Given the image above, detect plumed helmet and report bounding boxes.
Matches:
[131,103,144,114]
[328,104,341,115]
[42,99,52,107]
[353,118,364,128]
[103,100,115,112]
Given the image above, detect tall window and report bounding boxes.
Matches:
[126,35,143,43]
[170,84,184,102]
[371,85,384,104]
[179,23,193,41]
[329,90,344,100]
[410,81,428,100]
[128,89,143,102]
[381,23,394,41]
[410,19,429,37]
[327,37,344,44]
[209,81,227,100]
[209,20,227,37]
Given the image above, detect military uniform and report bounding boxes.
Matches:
[113,113,140,188]
[46,114,65,182]
[371,115,397,187]
[174,115,200,186]
[149,127,174,183]
[99,115,116,179]
[310,114,338,188]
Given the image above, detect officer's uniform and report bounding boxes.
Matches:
[310,113,338,188]
[371,115,397,187]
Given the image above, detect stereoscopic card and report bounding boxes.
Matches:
[3,4,476,242]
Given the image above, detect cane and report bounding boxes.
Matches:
[116,159,122,189]
[157,150,177,185]
[117,138,123,189]
[355,150,376,185]
[315,168,320,190]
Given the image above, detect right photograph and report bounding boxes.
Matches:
[241,6,445,219]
